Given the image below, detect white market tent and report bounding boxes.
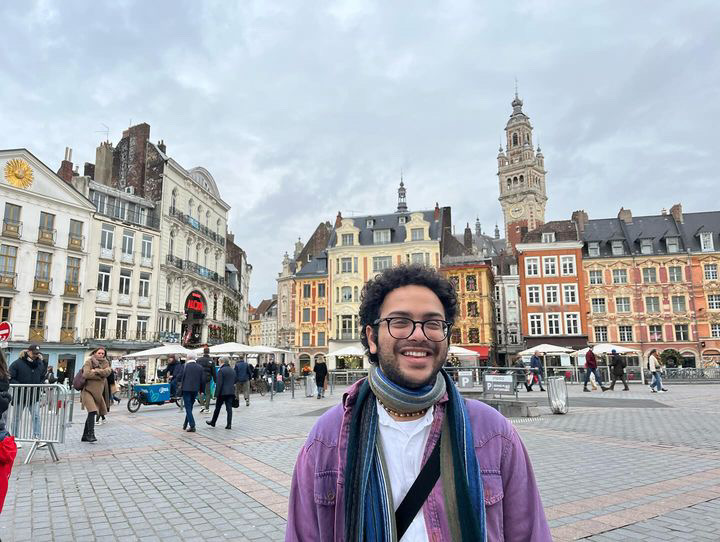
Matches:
[517,344,574,356]
[327,345,366,358]
[193,342,252,355]
[574,344,640,357]
[449,345,481,356]
[121,344,192,358]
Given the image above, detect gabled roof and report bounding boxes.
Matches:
[522,220,579,243]
[296,252,328,278]
[329,210,441,247]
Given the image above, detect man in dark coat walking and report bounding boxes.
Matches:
[178,353,204,432]
[528,351,546,392]
[609,350,630,391]
[207,356,236,429]
[196,347,215,413]
[9,344,47,440]
[313,358,328,399]
[234,356,252,407]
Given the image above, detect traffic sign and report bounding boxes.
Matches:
[0,321,12,342]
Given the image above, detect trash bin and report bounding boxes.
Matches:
[547,376,569,414]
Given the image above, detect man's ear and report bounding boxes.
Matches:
[366,325,378,355]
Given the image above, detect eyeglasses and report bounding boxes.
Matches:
[374,317,451,342]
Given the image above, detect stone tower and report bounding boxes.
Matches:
[497,93,547,250]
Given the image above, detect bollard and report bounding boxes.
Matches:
[270,372,274,402]
[68,386,76,424]
[329,372,334,396]
[291,374,295,399]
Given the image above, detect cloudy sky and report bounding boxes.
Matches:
[2,0,719,304]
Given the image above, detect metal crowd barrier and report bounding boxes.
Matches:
[9,384,69,464]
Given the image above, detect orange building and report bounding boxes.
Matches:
[516,221,589,350]
[294,252,329,369]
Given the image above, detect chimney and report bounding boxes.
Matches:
[335,211,343,228]
[157,139,166,153]
[434,202,440,221]
[618,207,632,224]
[95,141,114,185]
[57,147,74,183]
[572,210,589,233]
[661,208,668,215]
[463,223,473,251]
[670,203,683,224]
[83,162,95,179]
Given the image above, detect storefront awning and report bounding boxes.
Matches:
[460,345,490,358]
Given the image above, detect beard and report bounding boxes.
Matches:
[376,339,448,389]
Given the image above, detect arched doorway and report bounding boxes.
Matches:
[299,354,311,373]
[182,290,206,347]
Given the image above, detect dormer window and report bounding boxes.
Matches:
[666,237,680,253]
[611,240,624,256]
[640,239,653,255]
[307,254,313,262]
[541,232,555,243]
[700,232,714,252]
[398,216,406,225]
[341,233,354,246]
[411,228,424,241]
[373,229,391,245]
[366,218,374,228]
[588,242,600,257]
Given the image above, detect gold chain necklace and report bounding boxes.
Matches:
[378,399,430,419]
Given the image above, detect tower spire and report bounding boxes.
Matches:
[396,176,407,213]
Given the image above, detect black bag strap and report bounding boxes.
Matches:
[395,435,441,540]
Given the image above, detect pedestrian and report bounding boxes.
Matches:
[178,353,204,432]
[108,369,121,405]
[609,350,630,391]
[583,347,609,392]
[46,365,57,384]
[512,356,531,392]
[206,356,235,429]
[80,348,112,443]
[313,357,328,399]
[528,351,546,391]
[9,344,47,444]
[234,356,252,406]
[648,349,668,393]
[286,265,550,541]
[197,347,215,413]
[162,355,183,401]
[0,348,16,513]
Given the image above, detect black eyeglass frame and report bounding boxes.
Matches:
[372,317,452,342]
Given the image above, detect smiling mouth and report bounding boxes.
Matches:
[399,349,433,361]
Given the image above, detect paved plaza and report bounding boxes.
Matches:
[4,381,720,541]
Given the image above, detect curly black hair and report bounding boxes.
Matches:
[359,264,457,363]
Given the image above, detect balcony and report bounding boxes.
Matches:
[164,255,225,285]
[97,203,161,230]
[37,228,56,246]
[120,251,135,264]
[60,327,77,343]
[64,281,81,297]
[96,290,111,303]
[340,331,355,340]
[138,296,151,308]
[165,302,172,311]
[168,206,225,247]
[68,234,84,251]
[166,254,184,270]
[141,256,153,268]
[86,328,155,342]
[0,272,16,290]
[100,247,115,260]
[29,326,47,342]
[118,293,131,306]
[2,219,21,239]
[33,277,52,294]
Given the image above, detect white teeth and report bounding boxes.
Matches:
[403,351,429,357]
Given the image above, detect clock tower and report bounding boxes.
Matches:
[497,93,547,251]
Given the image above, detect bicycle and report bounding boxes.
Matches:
[250,378,266,396]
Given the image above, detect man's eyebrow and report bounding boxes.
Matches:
[384,310,446,319]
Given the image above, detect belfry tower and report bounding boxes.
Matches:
[497,93,547,250]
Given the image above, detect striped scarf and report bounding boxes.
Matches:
[344,366,486,541]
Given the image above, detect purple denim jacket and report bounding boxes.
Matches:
[286,380,551,541]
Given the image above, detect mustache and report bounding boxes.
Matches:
[393,340,439,352]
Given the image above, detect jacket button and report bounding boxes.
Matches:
[326,490,335,501]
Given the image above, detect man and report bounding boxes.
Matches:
[206,356,235,430]
[162,355,183,400]
[197,347,215,413]
[528,351,546,392]
[512,356,531,392]
[286,265,550,541]
[313,357,328,399]
[609,349,630,391]
[584,347,609,392]
[234,356,252,406]
[9,345,48,443]
[178,353,204,432]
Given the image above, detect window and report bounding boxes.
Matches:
[546,314,561,335]
[544,285,559,305]
[411,228,424,241]
[611,240,624,256]
[122,229,134,255]
[341,315,354,339]
[525,257,539,277]
[69,219,83,239]
[666,237,679,253]
[528,314,543,335]
[589,270,603,285]
[527,286,541,305]
[100,224,114,250]
[648,325,663,341]
[708,294,720,310]
[618,325,633,342]
[139,272,150,298]
[119,269,132,295]
[451,328,461,344]
[0,297,10,321]
[97,264,111,292]
[640,239,653,255]
[563,284,578,304]
[704,264,718,280]
[645,296,660,313]
[116,316,129,339]
[354,286,359,302]
[66,256,80,285]
[61,303,76,330]
[542,232,555,243]
[94,313,108,338]
[700,232,715,252]
[3,203,20,225]
[594,326,608,342]
[467,302,479,317]
[342,233,354,246]
[137,317,148,340]
[366,218,374,228]
[398,216,406,225]
[711,324,720,338]
[411,253,425,265]
[373,230,391,244]
[449,275,459,291]
[39,211,55,233]
[141,235,152,259]
[35,252,52,280]
[318,283,326,297]
[468,328,480,343]
[317,332,326,346]
[302,308,310,322]
[318,307,326,322]
[560,256,576,276]
[674,324,689,341]
[0,245,17,276]
[591,298,606,313]
[588,242,600,257]
[668,266,683,283]
[341,257,352,273]
[642,268,657,283]
[565,313,580,335]
[30,300,47,329]
[612,269,627,284]
[373,256,392,272]
[303,284,311,298]
[543,256,557,276]
[341,286,352,302]
[616,297,631,313]
[671,296,686,313]
[466,275,477,291]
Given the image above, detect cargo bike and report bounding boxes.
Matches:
[127,382,184,413]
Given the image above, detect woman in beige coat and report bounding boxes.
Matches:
[81,348,111,443]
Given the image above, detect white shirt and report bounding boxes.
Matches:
[376,399,434,542]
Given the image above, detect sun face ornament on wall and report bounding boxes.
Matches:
[4,158,34,189]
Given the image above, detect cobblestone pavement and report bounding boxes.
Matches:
[3,382,720,541]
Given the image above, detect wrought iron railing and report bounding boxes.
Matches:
[168,206,225,246]
[96,203,160,230]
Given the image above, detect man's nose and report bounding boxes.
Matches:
[407,321,426,341]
